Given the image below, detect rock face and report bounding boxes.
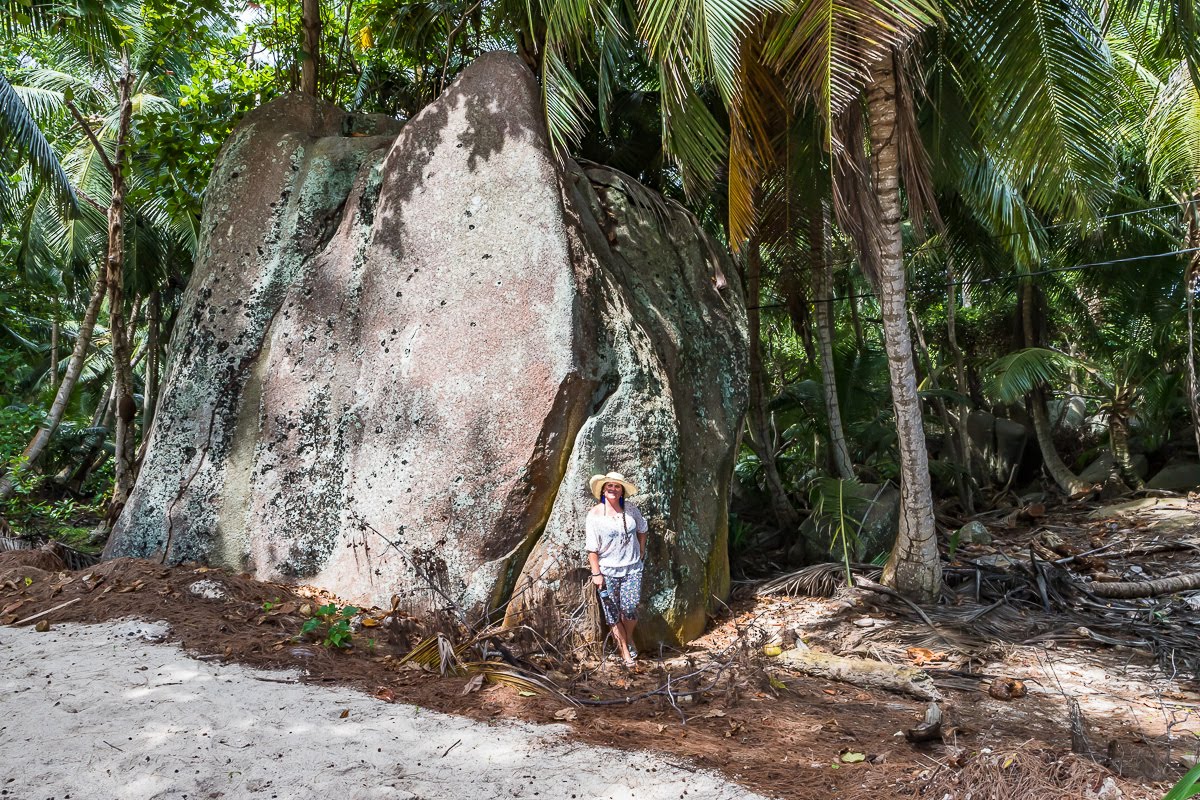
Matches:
[788,483,900,565]
[966,411,1032,486]
[104,52,748,647]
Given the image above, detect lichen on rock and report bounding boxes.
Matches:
[106,52,748,649]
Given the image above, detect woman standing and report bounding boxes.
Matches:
[585,471,649,668]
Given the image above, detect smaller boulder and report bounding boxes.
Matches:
[954,521,991,546]
[1048,395,1087,434]
[1079,450,1148,485]
[1146,462,1200,491]
[791,483,900,564]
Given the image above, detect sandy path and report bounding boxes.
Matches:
[0,620,763,800]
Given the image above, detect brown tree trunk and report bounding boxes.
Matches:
[1109,410,1143,489]
[812,210,854,480]
[49,320,59,395]
[746,240,800,531]
[0,268,108,500]
[1022,277,1089,495]
[1185,193,1200,459]
[142,289,161,436]
[301,0,321,96]
[867,55,941,603]
[848,274,865,352]
[106,65,137,524]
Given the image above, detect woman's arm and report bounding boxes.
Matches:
[588,550,603,586]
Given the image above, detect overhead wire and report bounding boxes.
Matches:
[745,245,1200,311]
[750,197,1199,291]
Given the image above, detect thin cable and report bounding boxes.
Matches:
[746,245,1200,311]
[763,198,1199,280]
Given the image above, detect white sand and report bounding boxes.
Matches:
[0,620,763,800]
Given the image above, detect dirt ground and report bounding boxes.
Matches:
[2,496,1198,799]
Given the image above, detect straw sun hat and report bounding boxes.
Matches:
[589,472,639,500]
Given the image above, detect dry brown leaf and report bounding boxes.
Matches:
[374,687,396,703]
[553,708,577,721]
[361,617,380,628]
[702,709,726,718]
[460,674,485,696]
[905,647,946,666]
[34,620,50,632]
[656,724,667,733]
[339,709,350,719]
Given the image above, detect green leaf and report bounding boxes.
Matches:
[1162,763,1200,800]
[983,347,1091,404]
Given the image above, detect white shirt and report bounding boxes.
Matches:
[585,503,649,576]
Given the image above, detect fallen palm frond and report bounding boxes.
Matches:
[398,633,471,676]
[755,561,882,597]
[399,633,577,705]
[872,554,1200,679]
[917,745,1156,800]
[457,662,579,706]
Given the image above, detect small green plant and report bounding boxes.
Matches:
[299,603,360,649]
[1162,763,1200,800]
[809,478,867,586]
[262,598,280,612]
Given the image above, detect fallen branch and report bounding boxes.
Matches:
[775,648,942,701]
[1088,572,1200,598]
[12,598,80,626]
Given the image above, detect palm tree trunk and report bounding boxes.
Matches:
[106,65,137,522]
[142,289,161,435]
[1185,193,1200,459]
[847,273,865,351]
[62,383,115,490]
[945,257,974,512]
[301,0,321,96]
[49,320,59,395]
[746,239,800,531]
[867,55,941,603]
[0,267,107,500]
[1110,412,1142,489]
[812,211,854,480]
[1022,277,1088,495]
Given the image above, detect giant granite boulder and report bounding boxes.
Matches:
[105,52,748,647]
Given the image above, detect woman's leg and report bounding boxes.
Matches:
[606,575,632,662]
[611,619,632,661]
[619,618,637,656]
[618,569,642,662]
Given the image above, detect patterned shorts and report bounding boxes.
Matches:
[599,568,643,625]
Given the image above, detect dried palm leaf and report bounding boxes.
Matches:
[756,561,882,597]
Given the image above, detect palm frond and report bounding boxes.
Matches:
[0,73,78,214]
[763,0,938,145]
[951,0,1118,218]
[984,347,1091,404]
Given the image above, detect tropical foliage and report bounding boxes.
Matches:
[3,0,1200,601]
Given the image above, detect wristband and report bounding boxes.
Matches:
[591,573,602,577]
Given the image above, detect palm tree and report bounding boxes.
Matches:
[0,12,201,506]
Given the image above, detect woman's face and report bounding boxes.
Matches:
[603,482,624,501]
